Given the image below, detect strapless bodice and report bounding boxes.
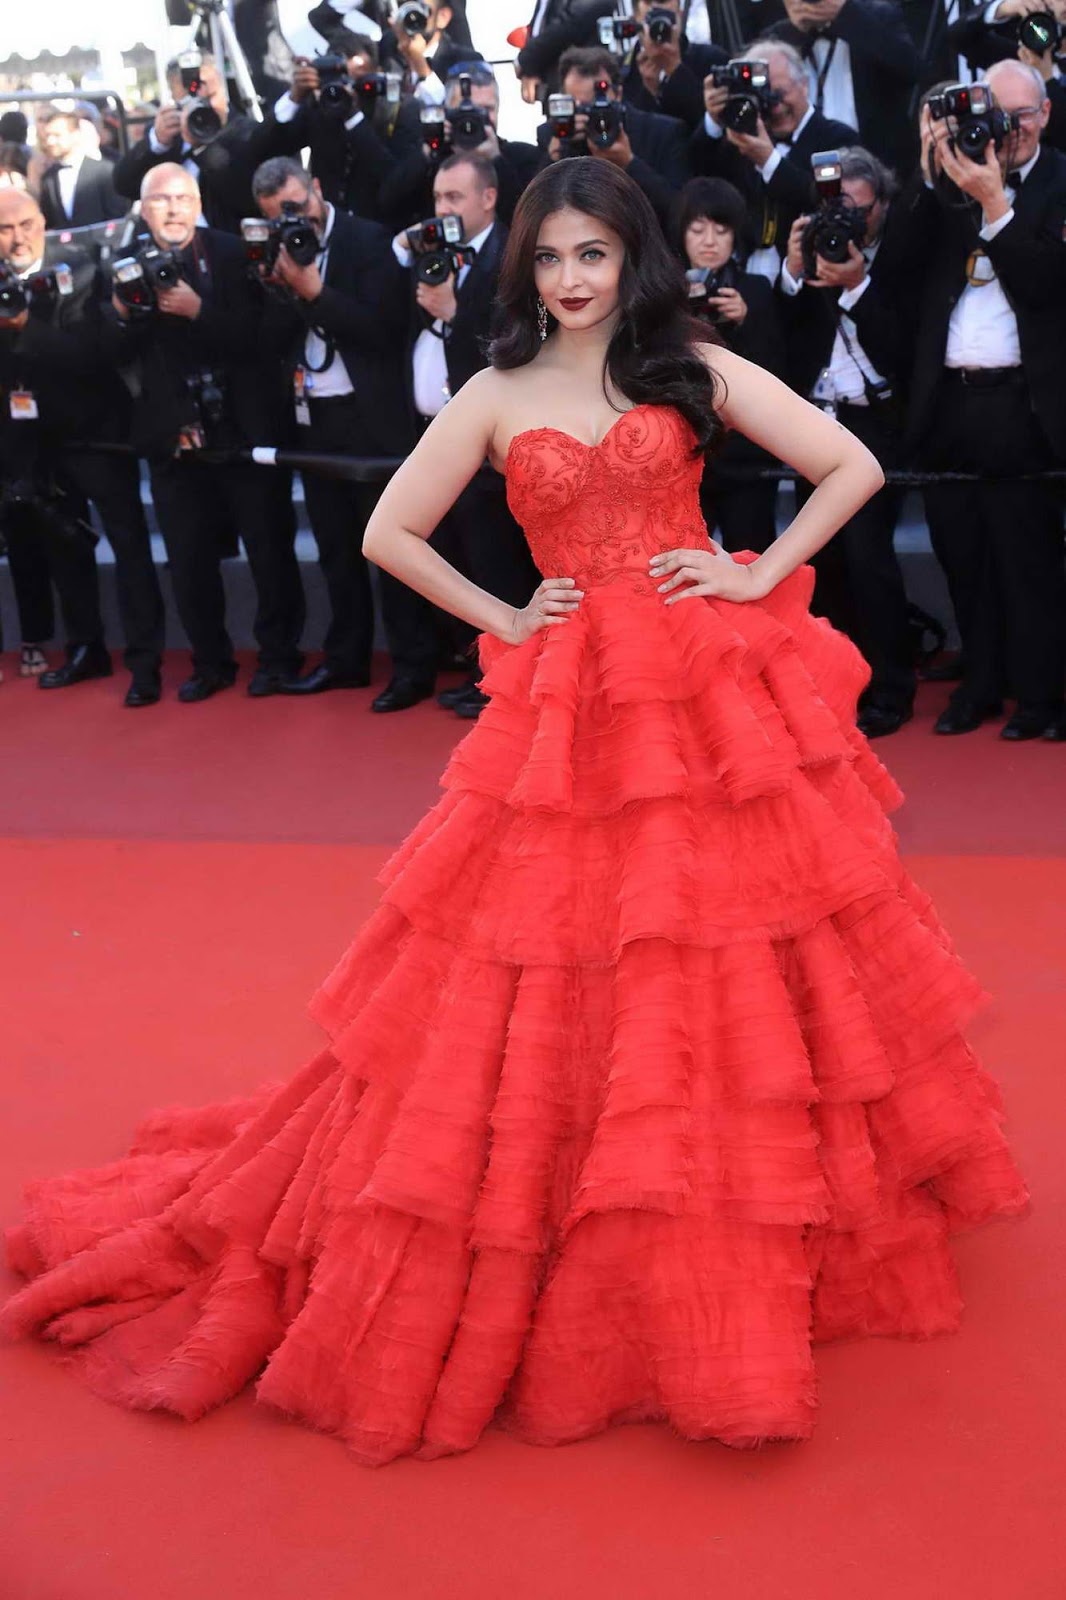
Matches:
[505,403,713,596]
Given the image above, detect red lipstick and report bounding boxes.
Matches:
[558,297,592,310]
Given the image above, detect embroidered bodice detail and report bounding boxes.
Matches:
[505,403,712,596]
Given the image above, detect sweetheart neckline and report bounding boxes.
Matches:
[503,402,659,465]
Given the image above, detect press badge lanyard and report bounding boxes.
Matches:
[7,261,43,420]
[294,214,336,424]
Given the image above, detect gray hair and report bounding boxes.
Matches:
[839,145,898,204]
[736,39,808,86]
[252,156,311,201]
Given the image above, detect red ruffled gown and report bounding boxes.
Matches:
[3,404,1029,1464]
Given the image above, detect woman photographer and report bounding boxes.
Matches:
[677,176,785,553]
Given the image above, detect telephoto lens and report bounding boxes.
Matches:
[646,6,677,44]
[398,1,431,36]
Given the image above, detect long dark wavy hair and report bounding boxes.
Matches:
[489,160,725,454]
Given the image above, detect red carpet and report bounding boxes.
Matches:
[1,659,1062,1600]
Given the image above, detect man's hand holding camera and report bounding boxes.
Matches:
[783,0,848,31]
[290,58,322,103]
[785,213,867,288]
[415,272,457,323]
[394,21,432,82]
[590,120,634,168]
[156,279,203,319]
[270,246,323,301]
[153,105,184,149]
[727,116,774,166]
[938,137,1010,224]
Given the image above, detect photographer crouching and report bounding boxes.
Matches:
[106,164,304,703]
[779,146,916,737]
[249,156,410,693]
[896,63,1066,740]
[0,189,164,703]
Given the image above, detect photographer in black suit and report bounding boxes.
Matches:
[0,188,164,704]
[676,177,786,554]
[106,164,303,704]
[537,47,691,228]
[948,0,1066,151]
[249,33,417,224]
[383,151,540,716]
[779,146,915,736]
[38,108,127,230]
[622,0,728,129]
[114,55,257,235]
[762,0,921,172]
[692,40,858,279]
[895,62,1066,739]
[251,156,410,693]
[379,59,543,228]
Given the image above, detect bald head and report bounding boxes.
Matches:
[0,186,45,269]
[140,162,200,249]
[987,58,1046,103]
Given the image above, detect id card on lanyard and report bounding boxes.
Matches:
[8,390,39,420]
[294,365,311,427]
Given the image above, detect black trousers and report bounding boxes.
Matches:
[380,464,539,685]
[149,455,304,676]
[62,452,165,675]
[298,396,383,677]
[1,512,55,647]
[921,371,1066,711]
[797,402,915,712]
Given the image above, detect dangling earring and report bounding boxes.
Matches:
[536,296,548,342]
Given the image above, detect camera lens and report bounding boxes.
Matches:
[185,101,222,143]
[957,119,991,157]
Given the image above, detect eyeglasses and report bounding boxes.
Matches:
[1013,107,1044,124]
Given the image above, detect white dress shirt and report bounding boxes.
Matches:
[54,152,86,219]
[805,35,858,134]
[302,204,355,398]
[394,221,494,418]
[781,241,888,405]
[944,151,1038,370]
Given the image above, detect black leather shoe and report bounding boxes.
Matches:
[280,664,371,695]
[857,703,913,739]
[247,666,302,698]
[437,678,479,709]
[124,677,162,708]
[371,677,434,713]
[1043,713,1066,742]
[933,698,1002,736]
[177,669,237,704]
[1001,705,1065,742]
[453,687,489,719]
[38,645,113,690]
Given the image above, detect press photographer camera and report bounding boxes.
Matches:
[586,77,627,149]
[241,202,319,274]
[685,259,742,325]
[417,71,488,159]
[800,150,869,278]
[397,1,432,36]
[926,81,1018,157]
[706,59,777,134]
[406,212,468,283]
[176,50,224,146]
[0,259,74,319]
[598,16,642,51]
[111,242,185,317]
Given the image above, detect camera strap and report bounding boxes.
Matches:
[807,35,838,115]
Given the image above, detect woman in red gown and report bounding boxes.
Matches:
[2,161,1028,1464]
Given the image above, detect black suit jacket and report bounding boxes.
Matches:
[0,239,136,457]
[270,208,413,455]
[444,219,507,398]
[776,212,906,401]
[113,118,259,235]
[887,148,1066,459]
[762,2,921,173]
[39,157,127,231]
[379,100,543,230]
[623,39,729,130]
[246,99,416,224]
[517,0,618,86]
[536,104,690,227]
[102,228,282,457]
[689,108,859,262]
